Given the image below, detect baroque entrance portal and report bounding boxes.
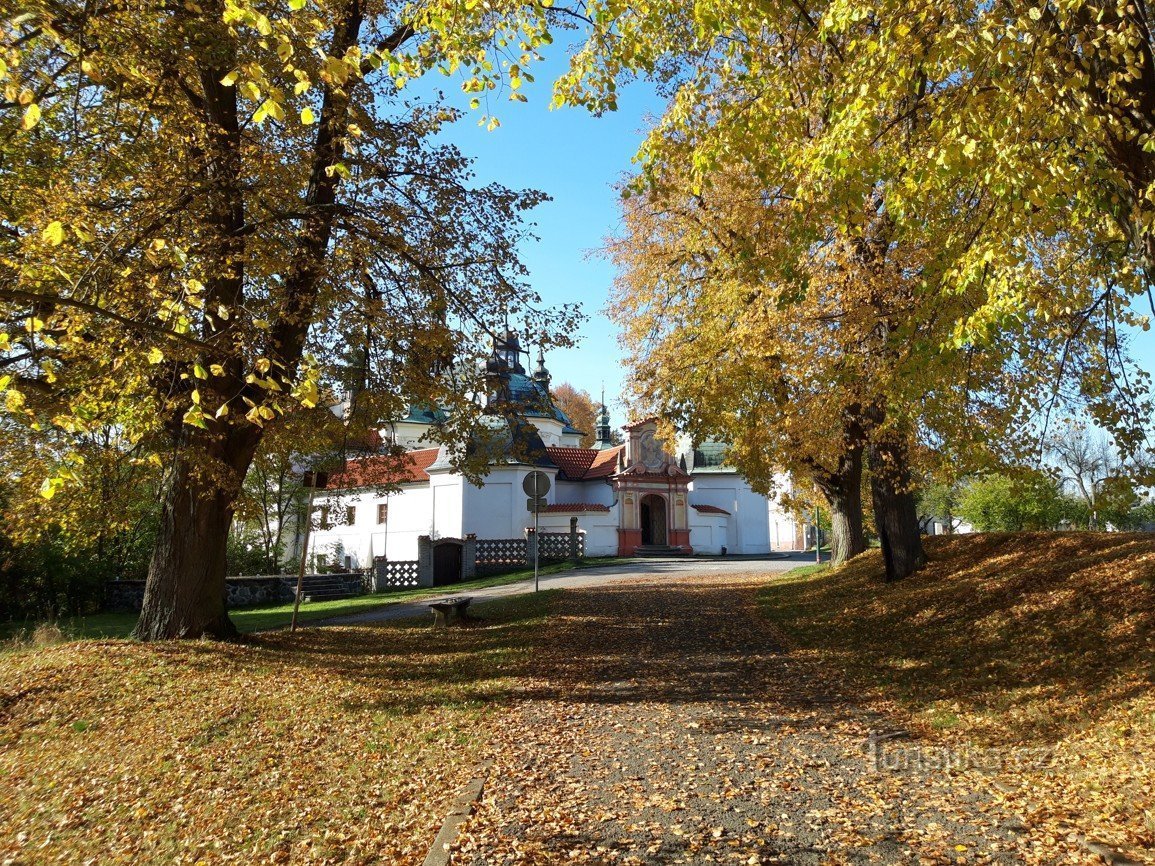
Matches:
[639,494,668,546]
[613,419,693,555]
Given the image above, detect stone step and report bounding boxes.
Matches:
[633,545,690,557]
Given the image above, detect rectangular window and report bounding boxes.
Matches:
[317,505,331,530]
[377,503,388,524]
[345,506,356,526]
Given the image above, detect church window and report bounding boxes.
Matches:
[345,506,356,525]
[377,503,388,524]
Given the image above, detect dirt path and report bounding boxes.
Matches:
[452,575,1034,865]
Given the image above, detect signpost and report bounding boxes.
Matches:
[522,471,551,592]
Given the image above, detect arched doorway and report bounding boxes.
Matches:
[639,494,668,546]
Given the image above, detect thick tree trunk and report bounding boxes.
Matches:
[868,431,926,582]
[811,445,866,567]
[133,429,261,640]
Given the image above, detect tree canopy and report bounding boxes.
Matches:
[1,0,577,637]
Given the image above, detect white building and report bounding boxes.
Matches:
[306,331,801,570]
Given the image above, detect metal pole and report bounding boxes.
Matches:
[291,482,317,633]
[534,501,540,593]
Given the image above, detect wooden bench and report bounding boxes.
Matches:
[428,596,473,630]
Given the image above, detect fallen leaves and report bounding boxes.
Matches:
[0,594,552,864]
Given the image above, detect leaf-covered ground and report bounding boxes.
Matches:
[453,576,1058,864]
[0,593,554,865]
[4,534,1152,865]
[758,532,1155,862]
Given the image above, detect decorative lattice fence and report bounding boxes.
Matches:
[374,558,420,591]
[538,532,577,561]
[476,538,528,575]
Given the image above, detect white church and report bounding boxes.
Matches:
[307,331,802,570]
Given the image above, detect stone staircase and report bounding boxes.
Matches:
[633,545,690,557]
[283,573,363,603]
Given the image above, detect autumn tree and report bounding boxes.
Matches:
[552,382,597,447]
[1,0,576,639]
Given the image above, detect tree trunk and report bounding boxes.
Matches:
[868,431,926,582]
[133,430,261,640]
[811,444,866,567]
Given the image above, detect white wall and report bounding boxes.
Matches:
[535,506,620,556]
[308,484,436,566]
[688,513,729,554]
[689,473,772,554]
[555,479,615,507]
[430,473,463,540]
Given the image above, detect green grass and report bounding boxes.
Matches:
[1,556,627,642]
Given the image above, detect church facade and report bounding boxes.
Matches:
[306,332,801,570]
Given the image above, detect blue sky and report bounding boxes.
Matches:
[410,58,1155,428]
[411,54,666,418]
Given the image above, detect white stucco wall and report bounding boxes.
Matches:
[535,506,620,557]
[688,473,772,554]
[430,473,464,540]
[688,513,729,554]
[555,479,615,507]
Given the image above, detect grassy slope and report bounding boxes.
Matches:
[760,532,1155,857]
[0,592,556,865]
[1,556,627,641]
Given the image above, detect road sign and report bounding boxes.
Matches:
[522,471,551,497]
[526,496,547,513]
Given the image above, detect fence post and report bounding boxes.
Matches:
[524,527,537,569]
[417,535,434,587]
[568,517,580,563]
[463,533,477,580]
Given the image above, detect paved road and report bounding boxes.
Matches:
[314,554,820,628]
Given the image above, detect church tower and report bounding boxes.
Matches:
[594,390,615,450]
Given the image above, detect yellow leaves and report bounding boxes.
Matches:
[147,347,164,364]
[42,221,64,246]
[5,389,25,413]
[294,377,319,409]
[22,102,41,130]
[300,106,316,124]
[39,476,64,500]
[220,70,240,87]
[183,405,208,428]
[252,98,284,124]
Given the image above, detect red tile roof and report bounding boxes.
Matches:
[587,446,624,478]
[545,446,597,480]
[543,503,611,513]
[545,445,624,481]
[325,448,440,489]
[691,503,731,515]
[622,417,659,431]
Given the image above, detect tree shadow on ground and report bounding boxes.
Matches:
[759,531,1155,744]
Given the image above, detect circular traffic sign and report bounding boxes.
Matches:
[522,470,551,497]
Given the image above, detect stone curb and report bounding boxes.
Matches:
[422,761,493,866]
